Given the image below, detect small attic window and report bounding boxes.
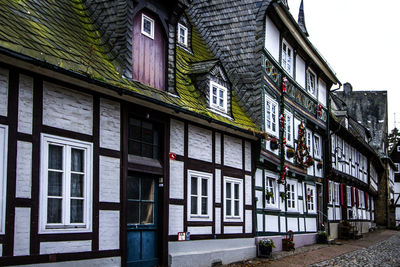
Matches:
[210,81,227,113]
[141,14,154,39]
[178,23,188,47]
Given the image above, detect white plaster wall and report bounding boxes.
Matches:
[245,175,252,205]
[170,160,184,199]
[318,78,327,107]
[335,207,341,220]
[305,217,317,232]
[16,141,32,199]
[21,257,121,267]
[257,214,263,232]
[287,217,298,232]
[256,190,263,209]
[328,207,333,220]
[299,218,305,232]
[265,15,280,61]
[280,217,286,233]
[40,240,91,254]
[18,74,33,134]
[14,207,30,256]
[265,215,279,232]
[215,207,221,234]
[396,208,400,220]
[0,67,8,117]
[100,98,120,151]
[245,210,252,233]
[188,125,212,162]
[170,119,184,156]
[296,55,306,88]
[245,141,251,172]
[187,226,212,235]
[99,156,120,203]
[0,244,2,257]
[215,132,221,164]
[298,200,304,214]
[169,205,184,235]
[215,169,221,203]
[43,82,93,135]
[224,135,242,169]
[255,169,262,187]
[99,210,119,250]
[224,226,243,234]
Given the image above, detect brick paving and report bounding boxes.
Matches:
[225,229,399,267]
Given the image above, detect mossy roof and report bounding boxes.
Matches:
[0,0,258,132]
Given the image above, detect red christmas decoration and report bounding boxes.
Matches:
[280,114,285,129]
[282,77,287,93]
[317,104,322,117]
[294,122,313,169]
[280,166,288,182]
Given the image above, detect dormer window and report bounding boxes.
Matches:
[210,81,227,112]
[281,39,293,75]
[306,68,317,98]
[141,14,154,39]
[178,23,188,47]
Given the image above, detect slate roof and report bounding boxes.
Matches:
[335,91,388,155]
[0,0,258,132]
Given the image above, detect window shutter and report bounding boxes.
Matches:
[365,192,368,210]
[355,188,359,207]
[351,186,355,206]
[340,184,344,206]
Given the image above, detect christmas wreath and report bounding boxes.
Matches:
[295,122,313,169]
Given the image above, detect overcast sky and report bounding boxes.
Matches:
[288,0,400,131]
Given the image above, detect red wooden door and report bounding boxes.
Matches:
[132,11,166,91]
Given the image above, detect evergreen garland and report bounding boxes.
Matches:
[295,122,313,169]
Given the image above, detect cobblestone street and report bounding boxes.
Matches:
[226,230,400,267]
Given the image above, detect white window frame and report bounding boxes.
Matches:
[0,125,8,234]
[281,39,293,75]
[347,186,352,207]
[306,68,317,98]
[187,170,213,221]
[306,185,316,214]
[286,179,297,212]
[209,81,228,113]
[39,134,93,233]
[265,94,279,137]
[265,174,278,209]
[329,181,333,204]
[141,14,155,39]
[306,129,313,156]
[223,177,243,222]
[177,23,188,47]
[334,183,340,206]
[395,163,400,173]
[285,110,293,147]
[313,134,322,160]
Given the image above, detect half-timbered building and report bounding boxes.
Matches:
[389,140,400,227]
[187,0,340,252]
[0,1,259,266]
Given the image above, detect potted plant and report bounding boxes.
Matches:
[286,147,295,158]
[258,238,276,257]
[317,160,323,170]
[270,137,278,150]
[317,231,329,244]
[266,191,274,201]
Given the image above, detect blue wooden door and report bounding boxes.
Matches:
[127,173,158,267]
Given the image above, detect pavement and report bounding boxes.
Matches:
[225,229,399,267]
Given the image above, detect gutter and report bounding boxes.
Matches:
[0,46,259,139]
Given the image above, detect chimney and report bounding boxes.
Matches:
[343,82,353,95]
[298,0,309,37]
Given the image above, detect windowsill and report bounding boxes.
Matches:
[190,215,210,219]
[286,211,299,215]
[264,207,280,212]
[207,107,232,120]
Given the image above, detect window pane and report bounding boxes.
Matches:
[142,144,153,158]
[234,183,239,199]
[219,98,224,107]
[71,174,83,197]
[201,179,208,197]
[226,199,231,216]
[71,149,84,172]
[127,201,139,224]
[213,96,217,104]
[226,183,231,198]
[191,196,197,214]
[128,140,141,155]
[141,202,154,224]
[191,177,197,195]
[128,119,141,139]
[141,178,154,201]
[70,199,83,223]
[127,176,139,200]
[234,200,239,216]
[49,145,63,170]
[201,197,207,215]
[143,19,152,34]
[213,86,217,96]
[47,198,62,223]
[219,89,224,98]
[48,171,62,196]
[142,122,153,143]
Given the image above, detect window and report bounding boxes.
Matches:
[209,81,227,113]
[265,95,278,136]
[188,171,212,220]
[334,183,340,205]
[398,146,400,152]
[224,177,243,221]
[40,134,93,233]
[127,174,155,225]
[306,185,316,213]
[329,181,333,204]
[0,125,7,234]
[286,180,297,211]
[128,117,161,159]
[306,68,317,98]
[395,163,399,173]
[265,176,278,208]
[314,134,321,159]
[177,23,188,47]
[285,110,293,146]
[141,14,155,39]
[347,186,351,207]
[306,129,313,156]
[281,39,293,75]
